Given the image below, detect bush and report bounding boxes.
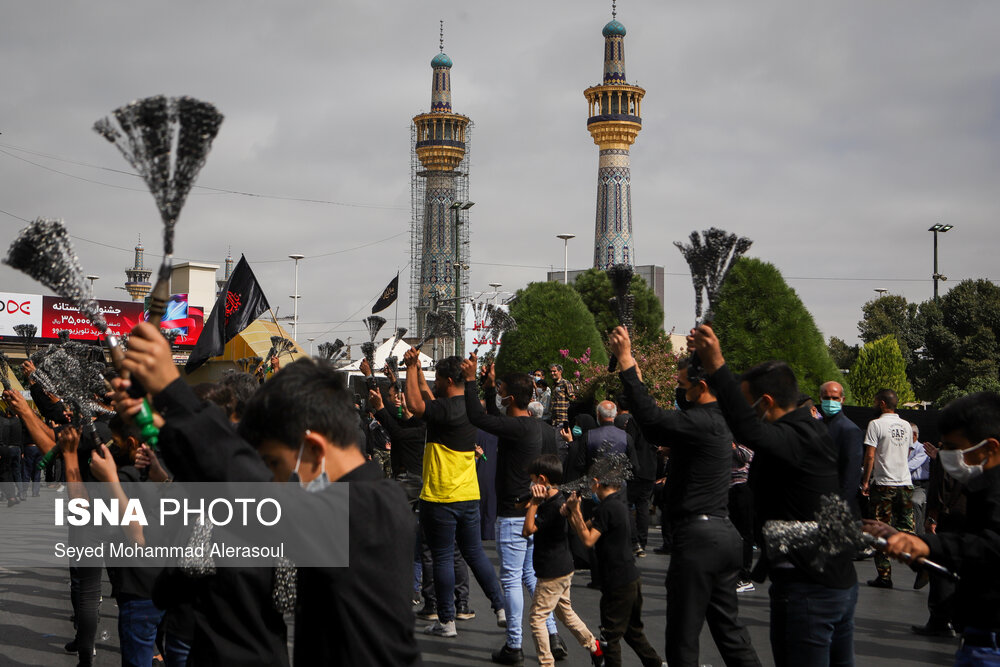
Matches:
[495,281,608,377]
[572,268,664,344]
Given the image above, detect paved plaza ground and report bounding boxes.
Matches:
[0,488,959,666]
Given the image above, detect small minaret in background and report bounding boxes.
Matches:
[124,236,153,301]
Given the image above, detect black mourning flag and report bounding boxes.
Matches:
[372,273,399,314]
[185,255,270,373]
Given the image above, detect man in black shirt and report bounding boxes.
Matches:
[114,322,422,666]
[687,324,857,667]
[610,330,760,667]
[868,391,1000,665]
[566,460,663,667]
[615,394,657,557]
[461,357,563,664]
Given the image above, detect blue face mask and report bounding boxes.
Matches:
[820,399,843,416]
[288,440,330,493]
[590,492,601,505]
[572,426,583,437]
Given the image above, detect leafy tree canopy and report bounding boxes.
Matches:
[828,336,859,371]
[495,281,608,377]
[572,268,664,344]
[712,257,842,399]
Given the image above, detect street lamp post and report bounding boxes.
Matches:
[489,282,502,305]
[450,201,474,357]
[874,288,889,297]
[556,234,575,284]
[289,254,305,341]
[86,275,99,298]
[928,224,953,301]
[307,337,316,356]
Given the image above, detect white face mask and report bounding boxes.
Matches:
[288,438,330,493]
[939,439,989,483]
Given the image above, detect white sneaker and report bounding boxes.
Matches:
[496,608,507,628]
[55,485,65,492]
[736,580,755,593]
[424,620,457,638]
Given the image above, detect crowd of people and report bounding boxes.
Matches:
[1,319,999,667]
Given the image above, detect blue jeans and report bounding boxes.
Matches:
[496,516,556,649]
[421,499,505,623]
[118,596,165,667]
[769,578,857,667]
[955,630,1000,666]
[164,634,192,667]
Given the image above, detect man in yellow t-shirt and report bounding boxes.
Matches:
[404,349,506,639]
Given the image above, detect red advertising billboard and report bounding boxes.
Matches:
[38,295,204,347]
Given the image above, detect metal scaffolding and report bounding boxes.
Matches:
[409,120,472,335]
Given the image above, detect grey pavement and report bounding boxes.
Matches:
[0,488,959,666]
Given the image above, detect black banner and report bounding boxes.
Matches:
[185,256,270,373]
[371,273,399,314]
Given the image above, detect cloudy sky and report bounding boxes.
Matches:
[1,1,997,348]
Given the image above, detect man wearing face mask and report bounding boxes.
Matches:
[462,356,566,665]
[609,328,761,667]
[860,389,915,589]
[112,322,422,667]
[687,324,856,667]
[819,381,865,516]
[866,392,1000,666]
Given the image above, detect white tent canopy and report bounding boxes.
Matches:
[342,338,433,372]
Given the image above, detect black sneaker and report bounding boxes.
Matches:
[867,577,893,589]
[415,602,438,621]
[550,633,568,660]
[455,602,476,621]
[911,622,956,638]
[64,640,77,654]
[652,546,671,555]
[491,644,524,665]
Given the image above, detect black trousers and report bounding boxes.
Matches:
[666,517,760,667]
[728,483,755,581]
[599,578,662,667]
[628,479,655,548]
[70,566,102,667]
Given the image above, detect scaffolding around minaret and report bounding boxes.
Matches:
[409,121,472,335]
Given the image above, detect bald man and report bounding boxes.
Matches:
[820,381,865,515]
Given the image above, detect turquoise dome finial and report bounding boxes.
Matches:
[603,20,626,37]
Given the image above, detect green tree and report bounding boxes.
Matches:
[847,335,916,407]
[712,257,842,398]
[828,336,859,371]
[934,376,1000,409]
[857,294,926,387]
[920,279,1000,401]
[572,268,664,344]
[495,281,608,377]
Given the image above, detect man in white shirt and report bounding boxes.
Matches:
[861,388,915,588]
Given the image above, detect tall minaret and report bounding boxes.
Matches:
[412,21,471,337]
[124,236,152,301]
[217,247,234,295]
[584,1,645,269]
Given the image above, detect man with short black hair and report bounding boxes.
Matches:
[861,388,914,588]
[688,325,857,667]
[112,322,422,666]
[867,391,1000,666]
[610,329,760,667]
[405,349,506,639]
